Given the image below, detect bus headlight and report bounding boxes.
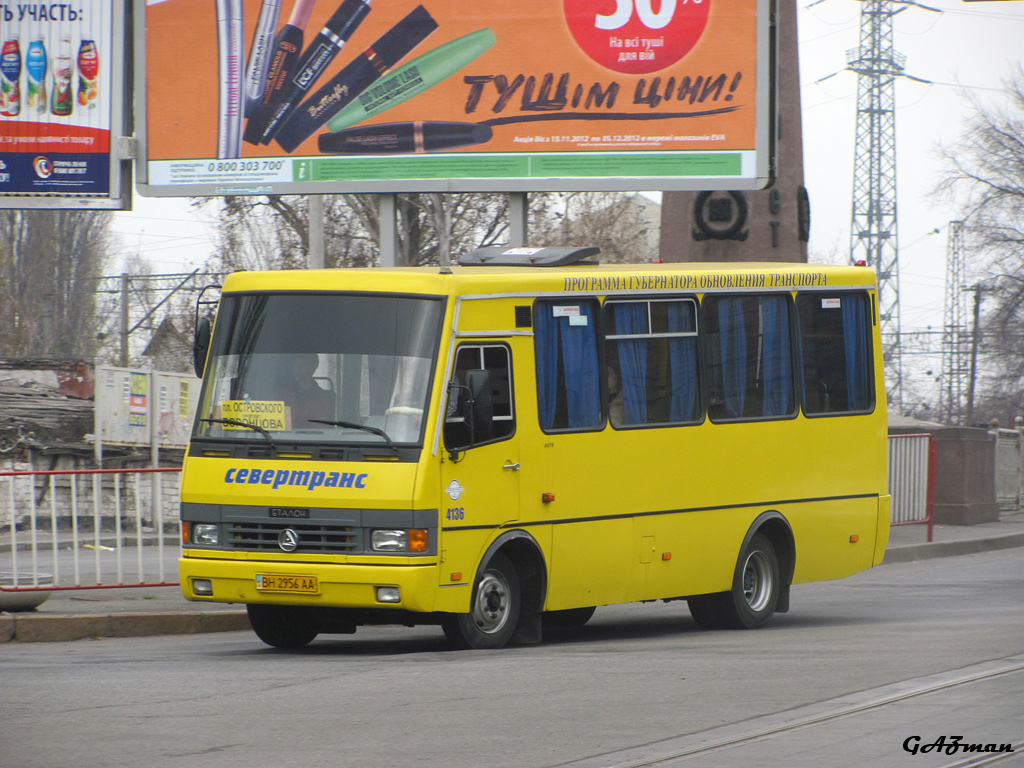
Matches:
[371,529,408,551]
[192,524,219,545]
[371,529,428,553]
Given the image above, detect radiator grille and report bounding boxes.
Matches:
[229,522,358,553]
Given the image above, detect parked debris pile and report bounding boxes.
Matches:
[0,379,93,451]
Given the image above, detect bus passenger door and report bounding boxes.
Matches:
[439,342,520,570]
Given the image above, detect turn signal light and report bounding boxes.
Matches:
[542,493,555,504]
[409,529,429,553]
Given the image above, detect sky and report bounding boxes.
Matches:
[797,0,1024,332]
[110,0,1024,333]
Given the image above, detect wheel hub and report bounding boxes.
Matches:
[473,572,510,633]
[742,550,773,613]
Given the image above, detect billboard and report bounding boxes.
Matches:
[95,365,201,449]
[0,0,129,208]
[137,0,773,196]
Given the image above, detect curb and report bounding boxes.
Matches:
[882,533,1024,564]
[0,610,249,643]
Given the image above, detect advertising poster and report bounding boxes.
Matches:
[139,0,771,196]
[96,365,200,448]
[0,0,123,201]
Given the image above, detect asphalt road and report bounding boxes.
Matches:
[1,549,1022,768]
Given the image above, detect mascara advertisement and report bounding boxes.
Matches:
[140,0,771,195]
[0,0,119,198]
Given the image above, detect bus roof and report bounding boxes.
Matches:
[218,260,878,298]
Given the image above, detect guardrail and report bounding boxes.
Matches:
[888,433,935,542]
[0,467,181,592]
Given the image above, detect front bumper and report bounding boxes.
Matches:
[179,554,441,613]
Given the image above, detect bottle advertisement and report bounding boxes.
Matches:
[0,0,116,198]
[140,0,770,197]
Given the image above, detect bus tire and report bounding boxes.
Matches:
[247,604,320,649]
[687,594,728,629]
[723,533,781,629]
[542,606,596,630]
[442,552,521,649]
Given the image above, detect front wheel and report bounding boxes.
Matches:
[443,552,521,649]
[247,604,320,649]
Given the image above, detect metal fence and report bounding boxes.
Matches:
[888,433,935,542]
[0,437,953,590]
[0,467,181,592]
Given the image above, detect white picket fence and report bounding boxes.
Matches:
[0,467,181,592]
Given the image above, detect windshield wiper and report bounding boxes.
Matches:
[308,419,399,455]
[199,417,276,447]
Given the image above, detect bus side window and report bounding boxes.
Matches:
[703,294,796,422]
[604,298,701,428]
[534,299,603,432]
[797,292,874,415]
[444,344,515,450]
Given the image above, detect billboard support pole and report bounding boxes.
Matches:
[379,194,398,267]
[510,193,528,247]
[120,273,130,367]
[94,366,106,471]
[308,196,325,269]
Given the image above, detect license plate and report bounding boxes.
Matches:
[255,574,319,593]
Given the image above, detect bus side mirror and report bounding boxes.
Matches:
[465,369,494,444]
[193,317,211,379]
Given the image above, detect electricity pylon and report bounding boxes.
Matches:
[846,0,935,409]
[940,221,969,424]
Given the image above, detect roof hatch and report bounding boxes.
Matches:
[459,246,601,267]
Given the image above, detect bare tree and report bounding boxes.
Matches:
[0,209,110,359]
[197,192,539,271]
[936,67,1024,419]
[532,192,660,263]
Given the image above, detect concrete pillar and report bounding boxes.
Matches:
[659,0,809,263]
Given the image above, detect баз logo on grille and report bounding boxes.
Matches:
[278,528,300,552]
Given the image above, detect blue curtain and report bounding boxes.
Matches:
[563,303,601,427]
[534,304,559,429]
[761,297,792,417]
[718,299,747,418]
[535,301,601,429]
[843,295,871,411]
[667,303,698,422]
[611,304,647,424]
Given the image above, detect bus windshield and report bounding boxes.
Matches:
[193,293,445,446]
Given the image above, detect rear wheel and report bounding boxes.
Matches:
[688,533,781,630]
[443,552,521,649]
[247,604,320,649]
[724,533,781,628]
[687,594,727,629]
[542,606,596,630]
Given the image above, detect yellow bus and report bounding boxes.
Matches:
[180,247,890,649]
